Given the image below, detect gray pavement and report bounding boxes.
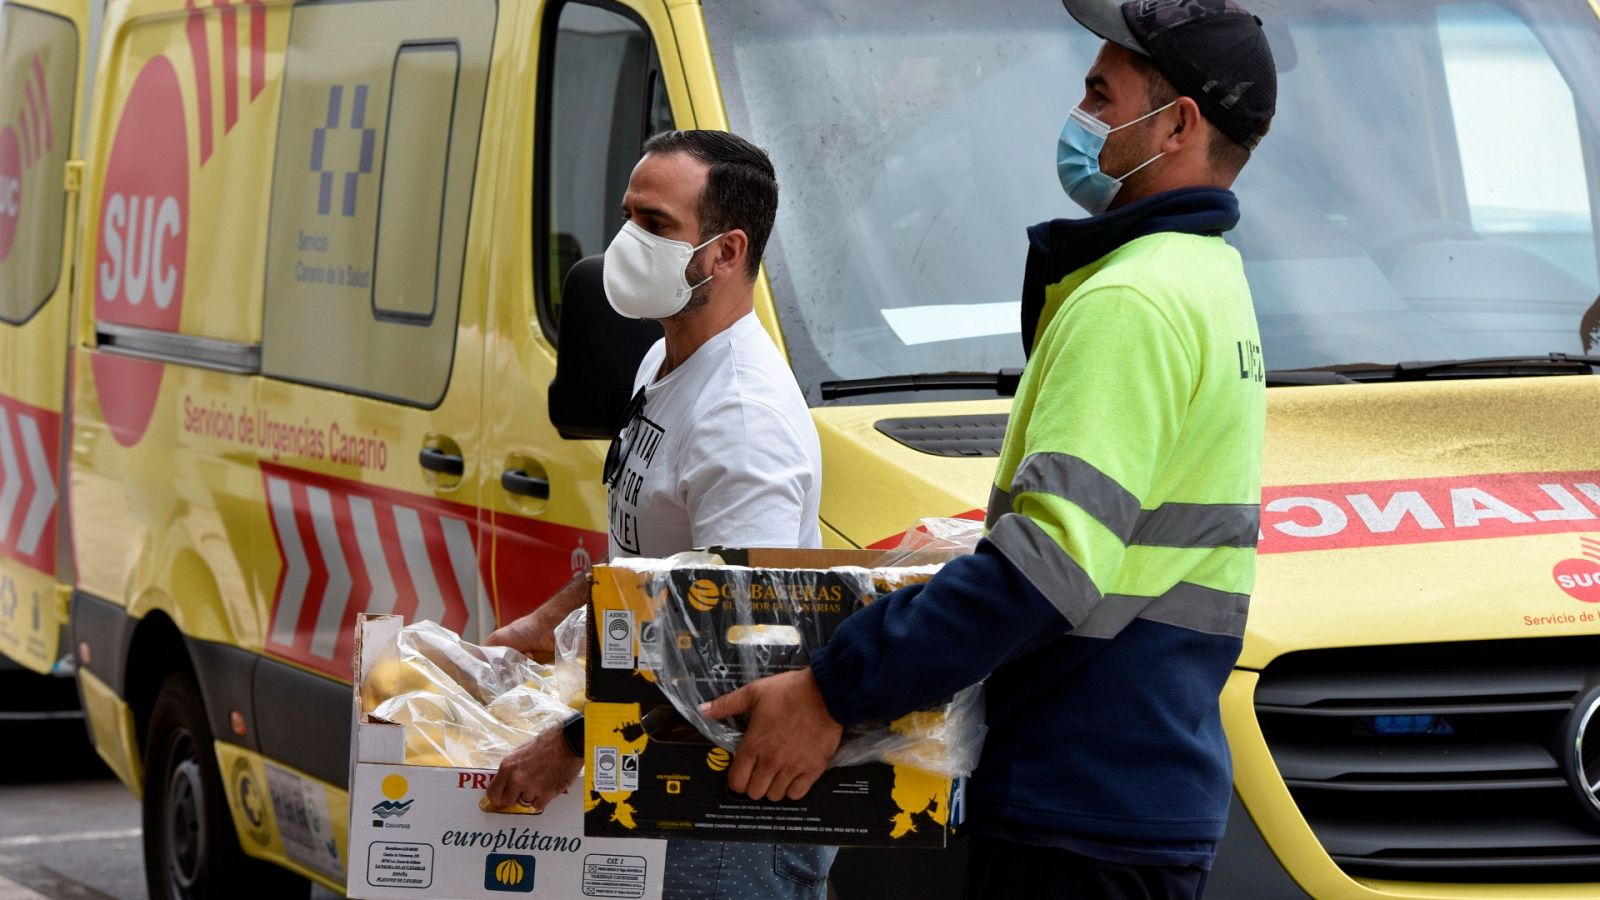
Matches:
[0,721,339,899]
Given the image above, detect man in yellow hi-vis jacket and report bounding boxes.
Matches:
[703,1,1278,897]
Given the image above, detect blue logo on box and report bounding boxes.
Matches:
[484,853,535,893]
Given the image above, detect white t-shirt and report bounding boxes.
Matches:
[607,311,823,559]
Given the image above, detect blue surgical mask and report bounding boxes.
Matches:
[1056,101,1176,215]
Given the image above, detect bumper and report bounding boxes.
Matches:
[0,648,81,721]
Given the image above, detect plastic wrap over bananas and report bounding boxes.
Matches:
[625,517,988,778]
[360,607,589,769]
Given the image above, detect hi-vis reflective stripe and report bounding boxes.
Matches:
[261,463,493,678]
[1076,583,1250,640]
[1009,453,1139,540]
[985,486,1010,529]
[995,452,1259,548]
[988,513,1249,639]
[988,513,1100,626]
[1132,503,1258,549]
[0,395,60,576]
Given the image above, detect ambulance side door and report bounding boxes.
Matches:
[482,0,682,621]
[244,0,499,800]
[0,0,83,674]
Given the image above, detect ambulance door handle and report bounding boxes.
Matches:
[501,468,550,500]
[418,447,465,476]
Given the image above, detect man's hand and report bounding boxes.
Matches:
[486,572,589,656]
[485,725,583,812]
[700,668,843,802]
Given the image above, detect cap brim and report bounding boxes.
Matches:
[1060,0,1147,54]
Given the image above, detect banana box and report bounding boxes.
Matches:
[349,614,667,899]
[584,549,964,848]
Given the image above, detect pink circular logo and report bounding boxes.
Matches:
[1553,557,1600,604]
[0,125,21,263]
[91,56,189,446]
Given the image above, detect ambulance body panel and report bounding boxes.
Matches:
[0,0,84,678]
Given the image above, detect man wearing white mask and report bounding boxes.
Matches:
[484,130,832,899]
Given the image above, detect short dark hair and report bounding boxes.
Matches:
[1130,55,1258,177]
[641,130,778,281]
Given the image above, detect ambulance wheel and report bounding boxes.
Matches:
[142,672,309,900]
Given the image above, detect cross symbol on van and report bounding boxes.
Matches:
[309,84,376,217]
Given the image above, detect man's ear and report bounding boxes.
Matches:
[1161,96,1206,157]
[715,229,749,280]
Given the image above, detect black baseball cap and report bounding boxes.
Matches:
[1062,0,1277,150]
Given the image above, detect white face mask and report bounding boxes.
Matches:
[603,220,724,320]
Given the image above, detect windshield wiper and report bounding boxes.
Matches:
[1388,353,1600,378]
[1268,353,1600,386]
[1265,369,1358,386]
[820,369,1022,401]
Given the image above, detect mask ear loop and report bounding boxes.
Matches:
[685,232,726,292]
[1106,99,1178,135]
[1104,100,1179,182]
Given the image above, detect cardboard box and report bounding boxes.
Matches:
[349,614,667,899]
[584,549,962,848]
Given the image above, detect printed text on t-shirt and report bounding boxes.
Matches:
[609,413,666,555]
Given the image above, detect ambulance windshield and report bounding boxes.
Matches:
[701,0,1600,403]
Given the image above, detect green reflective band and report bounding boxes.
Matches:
[988,513,1102,626]
[985,485,1011,529]
[1010,452,1140,541]
[1074,583,1250,640]
[1131,503,1260,549]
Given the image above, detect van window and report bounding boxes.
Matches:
[0,4,76,325]
[1440,4,1596,289]
[260,0,493,407]
[702,0,1600,398]
[373,43,460,323]
[539,1,672,339]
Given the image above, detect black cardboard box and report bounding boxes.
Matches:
[583,549,960,848]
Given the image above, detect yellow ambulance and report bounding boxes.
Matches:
[0,0,85,720]
[0,0,1597,897]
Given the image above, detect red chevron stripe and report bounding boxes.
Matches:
[247,0,265,100]
[23,79,41,161]
[260,463,602,679]
[331,492,372,668]
[216,0,239,132]
[17,112,30,167]
[373,495,420,626]
[420,512,469,636]
[30,55,51,152]
[0,395,62,577]
[184,0,214,164]
[289,483,330,646]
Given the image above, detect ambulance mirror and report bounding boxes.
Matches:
[549,255,663,440]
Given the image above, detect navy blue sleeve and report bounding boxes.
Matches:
[809,539,1069,726]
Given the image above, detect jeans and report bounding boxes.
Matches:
[662,839,837,900]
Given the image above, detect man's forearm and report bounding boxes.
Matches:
[487,570,591,653]
[544,570,590,618]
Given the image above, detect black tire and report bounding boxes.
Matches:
[142,671,310,900]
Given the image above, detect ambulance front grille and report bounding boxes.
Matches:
[1253,637,1600,883]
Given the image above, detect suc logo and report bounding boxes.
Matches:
[1552,537,1600,604]
[0,125,21,263]
[91,56,189,447]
